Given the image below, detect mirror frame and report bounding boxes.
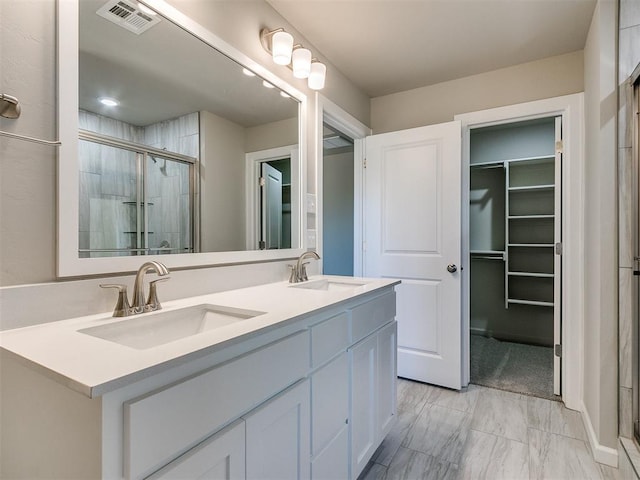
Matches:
[57,0,307,277]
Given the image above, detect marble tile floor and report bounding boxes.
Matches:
[359,378,622,480]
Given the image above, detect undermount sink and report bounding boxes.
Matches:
[290,279,367,292]
[78,304,265,350]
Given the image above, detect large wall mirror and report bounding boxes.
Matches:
[58,0,307,276]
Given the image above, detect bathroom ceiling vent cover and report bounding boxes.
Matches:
[97,0,161,35]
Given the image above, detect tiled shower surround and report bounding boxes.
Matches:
[618,0,640,476]
[78,110,199,257]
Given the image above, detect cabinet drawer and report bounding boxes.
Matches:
[351,292,396,343]
[310,312,350,367]
[124,330,309,480]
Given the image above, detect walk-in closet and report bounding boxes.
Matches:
[469,117,561,400]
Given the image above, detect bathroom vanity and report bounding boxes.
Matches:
[0,276,398,480]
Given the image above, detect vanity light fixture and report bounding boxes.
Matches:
[292,47,312,78]
[260,27,327,90]
[99,97,119,107]
[262,80,275,89]
[308,61,327,90]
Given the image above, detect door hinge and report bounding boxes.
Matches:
[258,240,266,250]
[555,242,563,255]
[259,176,266,187]
[555,140,563,154]
[363,158,367,169]
[554,344,562,358]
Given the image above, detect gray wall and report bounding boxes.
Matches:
[322,150,354,276]
[199,110,246,252]
[370,51,584,133]
[583,0,618,454]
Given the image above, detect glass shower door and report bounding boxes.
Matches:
[78,139,143,257]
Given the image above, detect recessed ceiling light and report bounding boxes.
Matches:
[242,68,256,77]
[99,97,119,107]
[137,2,157,16]
[262,81,275,89]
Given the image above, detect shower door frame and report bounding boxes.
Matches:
[78,130,198,257]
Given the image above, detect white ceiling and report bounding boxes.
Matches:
[266,0,597,97]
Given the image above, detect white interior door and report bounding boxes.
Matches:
[364,122,462,389]
[261,163,282,249]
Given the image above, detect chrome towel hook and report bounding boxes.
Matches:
[0,93,21,119]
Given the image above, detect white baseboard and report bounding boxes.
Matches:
[581,402,619,467]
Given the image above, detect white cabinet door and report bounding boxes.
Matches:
[350,321,399,479]
[311,352,349,480]
[349,334,378,478]
[148,420,245,480]
[311,426,349,480]
[365,122,462,389]
[377,321,397,438]
[245,380,311,480]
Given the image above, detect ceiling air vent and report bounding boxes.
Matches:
[96,0,161,35]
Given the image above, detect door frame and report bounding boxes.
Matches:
[245,145,300,251]
[455,93,584,411]
[315,94,371,275]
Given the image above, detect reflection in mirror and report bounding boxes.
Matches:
[77,0,300,258]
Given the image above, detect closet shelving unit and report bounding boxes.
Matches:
[470,154,557,308]
[506,155,556,308]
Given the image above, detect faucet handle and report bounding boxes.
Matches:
[288,264,297,283]
[145,277,170,312]
[100,284,133,317]
[300,261,310,282]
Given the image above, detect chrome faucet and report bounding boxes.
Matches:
[132,261,170,313]
[100,261,170,317]
[289,251,320,283]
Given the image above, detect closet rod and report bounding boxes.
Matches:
[0,130,61,146]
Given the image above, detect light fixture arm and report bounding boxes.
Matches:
[259,27,286,54]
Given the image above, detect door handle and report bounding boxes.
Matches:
[447,264,457,273]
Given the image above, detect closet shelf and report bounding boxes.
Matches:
[508,271,554,278]
[471,250,505,261]
[505,155,555,165]
[508,243,554,248]
[508,185,554,192]
[507,299,554,307]
[470,154,554,169]
[508,215,554,220]
[470,160,504,168]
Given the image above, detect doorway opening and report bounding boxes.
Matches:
[468,116,561,401]
[322,123,355,275]
[258,157,291,250]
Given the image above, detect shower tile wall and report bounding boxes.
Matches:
[143,114,199,254]
[78,110,199,256]
[618,0,640,469]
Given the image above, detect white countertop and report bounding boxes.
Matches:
[0,276,399,398]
